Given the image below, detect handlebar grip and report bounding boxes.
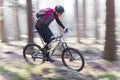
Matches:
[64,28,68,33]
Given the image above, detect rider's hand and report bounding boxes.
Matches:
[64,27,68,33]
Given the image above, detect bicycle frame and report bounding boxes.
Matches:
[37,29,68,56]
[49,37,68,56]
[24,29,84,71]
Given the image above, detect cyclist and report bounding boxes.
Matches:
[35,5,67,62]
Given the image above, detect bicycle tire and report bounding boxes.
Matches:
[61,48,85,72]
[23,43,45,65]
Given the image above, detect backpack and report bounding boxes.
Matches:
[36,8,54,18]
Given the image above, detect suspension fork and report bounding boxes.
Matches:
[62,42,68,50]
[62,42,73,60]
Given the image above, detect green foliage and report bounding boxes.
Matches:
[0,66,29,80]
[98,74,117,80]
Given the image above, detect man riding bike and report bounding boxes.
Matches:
[35,5,67,62]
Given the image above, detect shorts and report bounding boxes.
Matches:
[35,23,53,44]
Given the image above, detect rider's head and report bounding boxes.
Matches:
[55,5,64,16]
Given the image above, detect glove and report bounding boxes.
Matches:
[64,27,68,33]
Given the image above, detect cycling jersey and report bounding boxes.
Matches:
[35,8,65,44]
[36,8,65,29]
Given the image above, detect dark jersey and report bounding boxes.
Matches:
[37,8,65,29]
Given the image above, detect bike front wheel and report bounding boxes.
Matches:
[23,43,45,65]
[61,48,85,72]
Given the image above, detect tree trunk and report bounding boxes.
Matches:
[75,0,80,43]
[26,0,34,43]
[94,0,99,40]
[82,0,87,38]
[103,0,117,60]
[13,8,21,40]
[0,0,7,42]
[13,0,21,40]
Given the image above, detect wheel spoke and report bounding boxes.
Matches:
[62,48,84,71]
[23,44,44,65]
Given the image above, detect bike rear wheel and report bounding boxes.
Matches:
[23,43,45,65]
[61,48,85,72]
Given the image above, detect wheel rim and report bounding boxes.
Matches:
[62,49,84,71]
[24,45,44,65]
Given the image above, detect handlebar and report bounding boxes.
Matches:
[59,28,68,38]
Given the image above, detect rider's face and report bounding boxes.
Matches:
[57,12,62,17]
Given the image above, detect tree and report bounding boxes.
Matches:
[0,0,7,42]
[82,0,86,38]
[13,0,21,40]
[75,0,80,43]
[26,0,34,43]
[94,0,99,40]
[103,0,117,60]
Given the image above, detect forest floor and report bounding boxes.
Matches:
[0,38,120,80]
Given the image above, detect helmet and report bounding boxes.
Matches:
[55,5,64,14]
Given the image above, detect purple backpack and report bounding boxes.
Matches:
[36,8,54,18]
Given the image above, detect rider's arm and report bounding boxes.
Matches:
[55,18,65,29]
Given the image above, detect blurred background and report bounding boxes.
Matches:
[0,0,120,55]
[0,0,119,42]
[0,1,120,80]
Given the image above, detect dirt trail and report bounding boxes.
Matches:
[0,41,120,80]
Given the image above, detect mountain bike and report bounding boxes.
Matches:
[23,29,85,72]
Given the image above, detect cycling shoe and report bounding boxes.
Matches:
[46,57,55,63]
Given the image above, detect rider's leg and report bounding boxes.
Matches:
[46,52,55,62]
[36,25,55,62]
[44,27,55,51]
[44,27,55,62]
